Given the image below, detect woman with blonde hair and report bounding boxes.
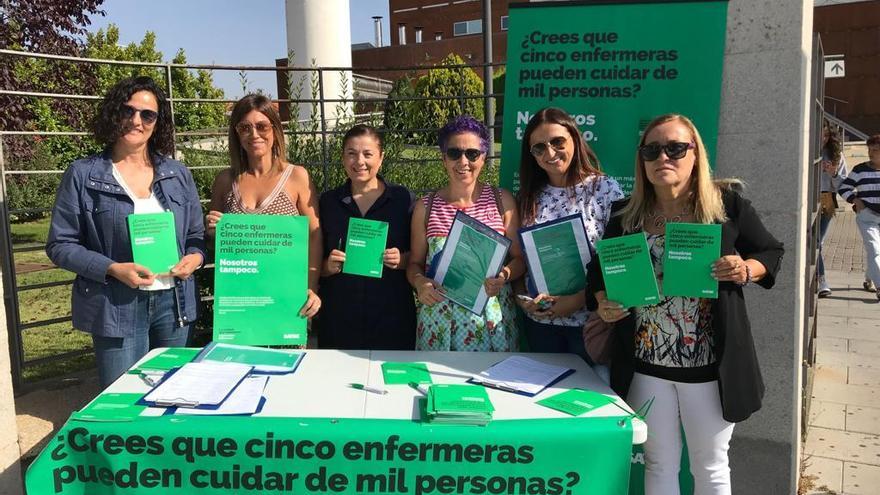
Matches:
[206,93,322,319]
[587,114,784,494]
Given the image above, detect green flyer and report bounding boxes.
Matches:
[128,348,200,374]
[128,212,179,274]
[662,222,721,298]
[381,362,432,385]
[71,393,147,422]
[500,0,728,193]
[342,217,388,278]
[537,389,615,416]
[596,233,659,308]
[520,214,590,296]
[433,212,511,315]
[198,343,304,373]
[213,214,309,346]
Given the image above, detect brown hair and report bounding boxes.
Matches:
[517,107,603,224]
[867,134,880,147]
[228,94,287,177]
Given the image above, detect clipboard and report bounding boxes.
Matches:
[193,342,306,375]
[518,213,592,297]
[468,356,575,397]
[138,361,253,409]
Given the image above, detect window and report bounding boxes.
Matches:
[453,19,482,36]
[398,24,406,45]
[500,16,509,31]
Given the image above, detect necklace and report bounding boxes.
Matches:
[648,204,692,228]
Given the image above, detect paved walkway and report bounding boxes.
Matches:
[803,209,880,495]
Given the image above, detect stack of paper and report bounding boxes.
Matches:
[196,342,304,374]
[143,361,252,408]
[424,384,494,426]
[470,356,573,396]
[381,362,432,385]
[174,375,268,416]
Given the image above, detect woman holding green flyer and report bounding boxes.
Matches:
[515,107,624,369]
[316,125,417,350]
[205,94,322,321]
[587,114,784,494]
[408,115,524,351]
[46,77,205,387]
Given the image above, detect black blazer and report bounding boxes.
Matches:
[586,188,784,422]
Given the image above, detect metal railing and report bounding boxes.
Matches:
[0,47,505,389]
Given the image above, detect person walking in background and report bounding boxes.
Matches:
[205,93,322,319]
[46,76,205,387]
[588,114,784,494]
[838,134,880,301]
[817,120,848,297]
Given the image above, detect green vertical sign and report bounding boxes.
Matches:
[213,214,309,346]
[500,0,728,193]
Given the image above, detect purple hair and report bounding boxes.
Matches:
[437,115,489,153]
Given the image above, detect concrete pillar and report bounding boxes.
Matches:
[0,270,23,494]
[715,1,812,493]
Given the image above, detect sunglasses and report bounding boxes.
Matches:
[529,136,568,157]
[445,148,483,161]
[235,121,274,136]
[638,141,695,161]
[121,104,158,125]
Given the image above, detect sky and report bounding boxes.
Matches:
[86,0,390,98]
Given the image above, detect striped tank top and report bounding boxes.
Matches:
[424,184,505,237]
[224,164,299,215]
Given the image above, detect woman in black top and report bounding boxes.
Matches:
[586,114,783,494]
[316,125,416,349]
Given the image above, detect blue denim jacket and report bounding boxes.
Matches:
[46,151,206,337]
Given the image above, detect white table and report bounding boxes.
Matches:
[110,349,646,444]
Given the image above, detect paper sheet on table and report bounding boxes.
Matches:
[143,361,252,407]
[471,356,572,396]
[175,375,268,415]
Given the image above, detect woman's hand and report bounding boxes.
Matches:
[516,292,554,316]
[483,271,509,298]
[322,249,346,276]
[107,262,156,288]
[712,255,749,284]
[821,159,837,175]
[415,275,445,306]
[205,210,223,235]
[299,289,321,318]
[170,253,204,279]
[854,198,866,213]
[383,248,404,270]
[595,294,629,323]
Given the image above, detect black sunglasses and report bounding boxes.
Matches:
[121,104,159,125]
[445,148,483,161]
[638,141,695,161]
[529,136,568,157]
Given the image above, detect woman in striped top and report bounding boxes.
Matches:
[838,134,880,300]
[407,116,525,351]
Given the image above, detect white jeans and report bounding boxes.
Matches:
[856,208,880,288]
[628,373,735,495]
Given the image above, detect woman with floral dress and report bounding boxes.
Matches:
[407,116,524,351]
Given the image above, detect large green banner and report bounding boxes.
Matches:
[213,214,309,346]
[500,0,728,193]
[27,416,634,494]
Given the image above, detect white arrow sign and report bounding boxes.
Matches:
[824,56,845,79]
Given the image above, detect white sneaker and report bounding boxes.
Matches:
[864,279,876,292]
[818,277,832,298]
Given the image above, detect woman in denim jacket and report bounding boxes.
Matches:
[46,77,205,387]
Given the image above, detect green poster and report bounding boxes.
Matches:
[536,389,615,416]
[520,214,590,296]
[434,212,511,315]
[596,233,659,308]
[381,362,432,385]
[500,0,728,193]
[214,214,309,346]
[27,415,634,495]
[342,218,388,278]
[128,212,179,274]
[71,393,148,422]
[662,222,721,298]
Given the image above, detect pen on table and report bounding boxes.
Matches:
[350,383,387,395]
[138,370,165,387]
[408,382,430,395]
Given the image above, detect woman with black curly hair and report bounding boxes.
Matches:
[46,76,205,387]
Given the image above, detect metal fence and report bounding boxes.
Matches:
[0,48,504,390]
